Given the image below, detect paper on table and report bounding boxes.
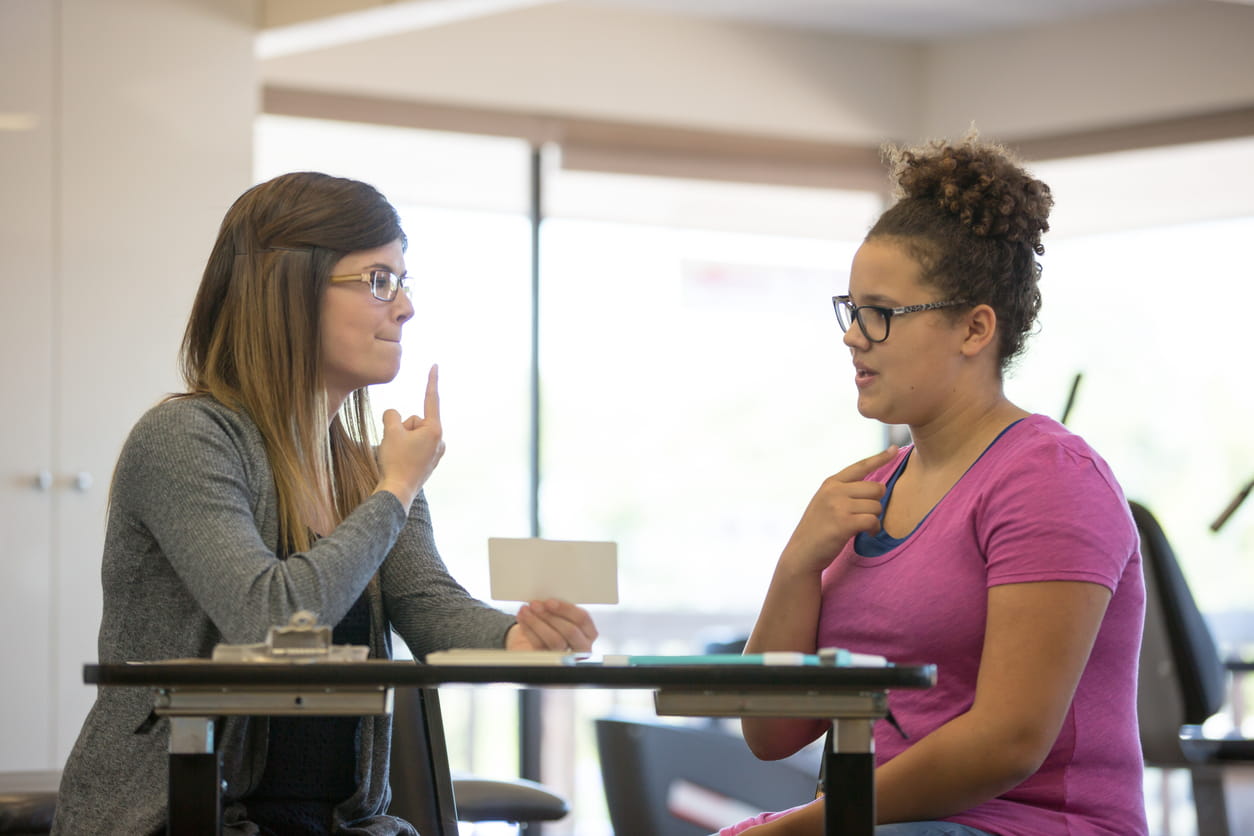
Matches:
[425,649,581,666]
[488,537,619,604]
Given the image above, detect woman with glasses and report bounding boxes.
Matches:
[53,172,597,836]
[721,138,1147,835]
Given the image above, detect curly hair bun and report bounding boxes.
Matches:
[887,136,1053,257]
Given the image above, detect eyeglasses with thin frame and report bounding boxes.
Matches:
[832,295,968,343]
[328,269,412,302]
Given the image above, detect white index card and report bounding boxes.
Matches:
[488,537,619,604]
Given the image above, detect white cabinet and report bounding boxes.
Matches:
[0,0,255,770]
[0,1,57,770]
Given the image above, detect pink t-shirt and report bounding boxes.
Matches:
[721,416,1147,836]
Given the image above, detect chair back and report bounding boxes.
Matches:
[388,687,459,836]
[596,717,818,836]
[1131,501,1227,765]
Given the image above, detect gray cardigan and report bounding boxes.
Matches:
[52,396,515,835]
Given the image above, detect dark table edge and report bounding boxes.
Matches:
[85,661,937,690]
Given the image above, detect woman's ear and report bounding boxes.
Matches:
[960,304,998,358]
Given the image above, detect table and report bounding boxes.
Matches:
[85,660,936,836]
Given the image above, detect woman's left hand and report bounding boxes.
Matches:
[505,599,598,652]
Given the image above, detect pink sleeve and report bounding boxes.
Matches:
[979,433,1136,592]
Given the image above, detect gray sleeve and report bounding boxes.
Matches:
[379,491,516,659]
[116,400,407,644]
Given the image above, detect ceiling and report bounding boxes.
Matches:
[256,0,1254,162]
[258,0,1210,57]
[582,0,1186,41]
[254,0,1203,57]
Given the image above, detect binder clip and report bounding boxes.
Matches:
[211,610,368,663]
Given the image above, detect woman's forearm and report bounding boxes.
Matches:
[872,712,1040,824]
[740,552,828,758]
[742,713,1035,835]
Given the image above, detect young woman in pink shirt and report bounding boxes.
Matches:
[722,137,1147,836]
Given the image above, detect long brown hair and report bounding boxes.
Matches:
[180,172,407,553]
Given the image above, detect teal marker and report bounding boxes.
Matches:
[610,648,884,667]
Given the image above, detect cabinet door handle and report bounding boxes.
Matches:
[73,471,94,492]
[34,470,53,491]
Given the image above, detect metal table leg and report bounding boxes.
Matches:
[653,690,885,836]
[824,717,875,836]
[167,716,220,836]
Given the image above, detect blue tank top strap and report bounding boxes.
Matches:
[853,418,1026,558]
[855,453,911,557]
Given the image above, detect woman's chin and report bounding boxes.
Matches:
[855,397,905,428]
[854,394,881,421]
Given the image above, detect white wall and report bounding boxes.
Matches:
[1,0,58,772]
[0,0,255,770]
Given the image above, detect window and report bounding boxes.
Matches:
[1018,138,1254,645]
[538,168,883,833]
[540,170,884,614]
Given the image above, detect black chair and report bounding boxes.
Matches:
[595,717,819,836]
[388,687,568,834]
[1132,501,1254,836]
[0,772,58,835]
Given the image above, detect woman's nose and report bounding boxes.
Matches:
[393,291,415,324]
[842,321,868,349]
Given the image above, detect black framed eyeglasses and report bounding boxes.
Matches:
[328,269,412,302]
[832,295,968,343]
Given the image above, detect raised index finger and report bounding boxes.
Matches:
[423,364,441,425]
[835,446,899,483]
